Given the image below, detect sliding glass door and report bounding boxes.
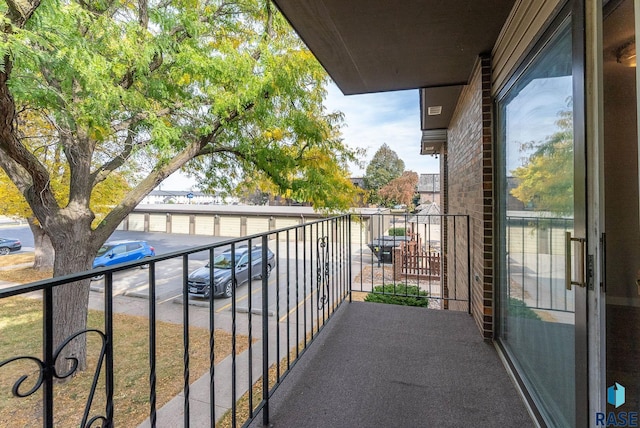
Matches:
[497,18,578,427]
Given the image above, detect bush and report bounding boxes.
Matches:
[364,284,429,307]
[508,297,541,320]
[388,227,406,236]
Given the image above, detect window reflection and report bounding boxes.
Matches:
[498,21,575,428]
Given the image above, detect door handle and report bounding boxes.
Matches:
[566,232,587,290]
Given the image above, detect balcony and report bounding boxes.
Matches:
[0,214,534,427]
[247,301,533,428]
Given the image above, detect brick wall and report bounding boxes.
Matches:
[445,55,494,338]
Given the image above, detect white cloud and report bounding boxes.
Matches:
[324,82,440,177]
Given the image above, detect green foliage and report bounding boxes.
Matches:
[387,228,406,236]
[364,284,429,307]
[363,143,405,203]
[507,297,541,320]
[511,103,573,215]
[1,0,361,243]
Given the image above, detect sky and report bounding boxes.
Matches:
[504,76,572,172]
[160,82,440,190]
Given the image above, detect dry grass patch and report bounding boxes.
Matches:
[0,296,249,427]
[350,291,368,302]
[0,267,52,285]
[0,253,35,268]
[0,253,51,284]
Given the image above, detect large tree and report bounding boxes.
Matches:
[362,143,405,204]
[0,0,358,371]
[378,170,418,208]
[0,110,131,269]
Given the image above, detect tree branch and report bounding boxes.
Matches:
[5,0,41,28]
[93,101,255,242]
[112,106,174,132]
[138,0,148,28]
[90,131,139,186]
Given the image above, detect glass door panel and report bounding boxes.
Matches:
[498,20,576,427]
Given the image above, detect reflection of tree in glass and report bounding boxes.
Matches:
[511,99,573,216]
[213,254,234,269]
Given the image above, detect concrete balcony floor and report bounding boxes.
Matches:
[250,301,534,428]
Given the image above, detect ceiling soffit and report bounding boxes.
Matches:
[272,0,516,96]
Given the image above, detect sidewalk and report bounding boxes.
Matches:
[91,291,307,427]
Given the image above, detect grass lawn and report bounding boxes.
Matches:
[0,253,35,268]
[0,253,52,284]
[0,296,250,427]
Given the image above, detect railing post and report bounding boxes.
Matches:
[105,274,115,427]
[348,215,352,302]
[148,265,157,427]
[208,248,216,428]
[43,287,54,428]
[261,235,270,426]
[182,254,190,427]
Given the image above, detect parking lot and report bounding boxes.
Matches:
[0,225,368,322]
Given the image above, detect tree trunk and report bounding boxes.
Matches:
[50,222,100,375]
[52,251,94,374]
[26,217,54,270]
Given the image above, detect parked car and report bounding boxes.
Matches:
[91,240,155,280]
[0,237,21,255]
[188,245,276,298]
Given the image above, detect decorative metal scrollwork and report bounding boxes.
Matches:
[317,236,330,309]
[0,329,109,427]
[0,356,45,397]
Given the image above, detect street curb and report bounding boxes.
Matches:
[236,306,275,316]
[173,296,210,307]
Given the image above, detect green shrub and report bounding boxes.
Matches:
[365,284,429,307]
[388,227,406,236]
[508,297,541,320]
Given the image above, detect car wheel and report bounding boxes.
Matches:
[0,247,9,256]
[91,269,105,281]
[261,264,272,279]
[223,280,233,298]
[140,256,151,269]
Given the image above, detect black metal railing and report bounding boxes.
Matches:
[0,215,353,428]
[0,212,472,427]
[351,213,471,313]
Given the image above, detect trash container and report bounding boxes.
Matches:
[367,236,410,263]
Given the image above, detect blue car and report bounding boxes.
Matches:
[91,240,155,280]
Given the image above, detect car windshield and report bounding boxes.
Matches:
[96,245,114,257]
[212,253,238,269]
